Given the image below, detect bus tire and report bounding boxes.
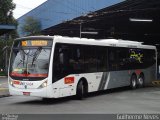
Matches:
[76,80,86,100]
[130,74,137,89]
[137,74,144,88]
[42,98,51,102]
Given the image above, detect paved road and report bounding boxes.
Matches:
[0,86,160,114]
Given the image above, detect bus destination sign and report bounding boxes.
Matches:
[21,40,48,46]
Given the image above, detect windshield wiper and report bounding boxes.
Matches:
[17,48,25,67]
[31,47,42,66]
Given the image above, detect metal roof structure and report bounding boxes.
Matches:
[42,0,160,46]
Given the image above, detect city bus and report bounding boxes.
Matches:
[8,36,157,99]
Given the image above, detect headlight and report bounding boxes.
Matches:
[9,80,15,87]
[38,81,48,89]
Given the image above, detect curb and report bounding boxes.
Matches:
[152,81,160,86]
[0,88,10,98]
[0,88,8,91]
[0,94,10,98]
[0,76,7,78]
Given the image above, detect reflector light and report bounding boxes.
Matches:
[23,92,30,96]
[64,77,74,84]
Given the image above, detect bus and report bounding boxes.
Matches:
[8,36,157,99]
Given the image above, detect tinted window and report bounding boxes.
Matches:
[97,47,107,72]
[53,43,108,82]
[108,47,119,71]
[108,47,156,71]
[117,48,129,70]
[52,43,156,82]
[53,43,84,82]
[83,46,97,72]
[143,49,156,68]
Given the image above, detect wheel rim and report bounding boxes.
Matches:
[138,77,143,86]
[81,84,84,97]
[138,76,144,87]
[132,78,136,87]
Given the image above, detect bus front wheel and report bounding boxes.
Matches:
[76,80,86,100]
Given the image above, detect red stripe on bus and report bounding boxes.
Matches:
[10,72,48,77]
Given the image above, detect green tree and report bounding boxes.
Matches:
[0,0,17,74]
[0,0,18,38]
[0,0,16,24]
[21,16,41,36]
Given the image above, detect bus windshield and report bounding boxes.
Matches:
[9,39,52,81]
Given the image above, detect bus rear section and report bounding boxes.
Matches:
[8,37,54,98]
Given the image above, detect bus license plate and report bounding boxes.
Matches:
[23,92,30,96]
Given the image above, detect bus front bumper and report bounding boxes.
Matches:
[9,85,56,98]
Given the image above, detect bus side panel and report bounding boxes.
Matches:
[82,72,103,93]
[104,71,130,90]
[143,64,156,86]
[49,63,156,98]
[103,64,156,90]
[51,73,104,98]
[51,75,81,98]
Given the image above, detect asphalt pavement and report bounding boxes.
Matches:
[0,86,160,114]
[1,77,160,114]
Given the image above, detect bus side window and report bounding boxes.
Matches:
[108,48,117,71]
[53,44,70,82]
[128,49,144,69]
[83,45,97,73]
[143,49,156,68]
[97,47,107,72]
[59,48,64,64]
[117,48,128,70]
[69,45,84,73]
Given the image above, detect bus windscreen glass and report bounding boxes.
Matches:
[9,39,52,81]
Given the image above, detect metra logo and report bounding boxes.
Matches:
[20,82,33,86]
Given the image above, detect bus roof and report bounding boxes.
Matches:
[16,35,156,50]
